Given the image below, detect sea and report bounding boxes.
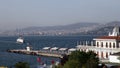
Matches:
[0,35,98,68]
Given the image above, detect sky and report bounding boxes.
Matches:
[0,0,120,30]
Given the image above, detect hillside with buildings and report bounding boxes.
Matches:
[83,21,120,35]
[0,21,120,36]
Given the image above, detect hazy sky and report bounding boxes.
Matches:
[0,0,120,30]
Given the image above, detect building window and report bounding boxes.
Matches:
[110,52,111,55]
[117,43,119,48]
[101,42,103,47]
[109,43,111,48]
[97,42,99,47]
[97,51,99,56]
[113,43,115,48]
[117,45,119,48]
[101,52,103,58]
[106,42,108,48]
[116,42,119,48]
[106,52,108,58]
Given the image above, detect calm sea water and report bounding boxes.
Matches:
[0,35,97,68]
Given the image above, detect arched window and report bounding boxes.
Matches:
[101,42,103,47]
[109,43,111,48]
[106,52,108,58]
[113,43,115,48]
[106,42,108,48]
[101,52,103,58]
[97,42,99,47]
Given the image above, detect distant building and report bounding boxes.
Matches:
[76,26,120,63]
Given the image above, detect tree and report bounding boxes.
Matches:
[63,51,99,68]
[85,51,99,68]
[14,62,30,68]
[63,60,80,68]
[60,55,69,66]
[117,56,120,62]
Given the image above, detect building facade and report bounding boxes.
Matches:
[76,26,120,60]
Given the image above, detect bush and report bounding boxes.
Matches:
[14,62,30,68]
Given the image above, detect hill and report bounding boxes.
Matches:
[81,21,120,35]
[0,21,120,36]
[13,22,100,36]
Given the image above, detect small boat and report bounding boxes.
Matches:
[16,36,24,44]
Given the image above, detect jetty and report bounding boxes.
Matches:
[7,46,76,58]
[7,49,65,58]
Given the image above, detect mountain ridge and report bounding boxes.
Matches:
[0,21,120,36]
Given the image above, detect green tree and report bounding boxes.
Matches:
[68,51,89,68]
[85,51,99,68]
[55,64,63,68]
[60,55,69,66]
[117,56,120,62]
[63,60,80,68]
[63,51,99,68]
[14,62,30,68]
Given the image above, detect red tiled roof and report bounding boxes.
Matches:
[96,36,120,40]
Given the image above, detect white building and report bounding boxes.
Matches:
[109,52,120,63]
[26,46,32,51]
[76,26,120,62]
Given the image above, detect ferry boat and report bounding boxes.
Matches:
[16,36,24,44]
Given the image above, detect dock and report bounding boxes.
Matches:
[7,46,77,58]
[7,49,67,58]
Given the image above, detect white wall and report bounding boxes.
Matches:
[109,55,120,63]
[95,39,116,48]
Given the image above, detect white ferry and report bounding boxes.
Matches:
[16,36,24,44]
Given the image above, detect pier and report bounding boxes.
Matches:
[7,46,77,58]
[7,49,65,58]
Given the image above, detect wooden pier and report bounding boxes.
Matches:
[7,49,67,58]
